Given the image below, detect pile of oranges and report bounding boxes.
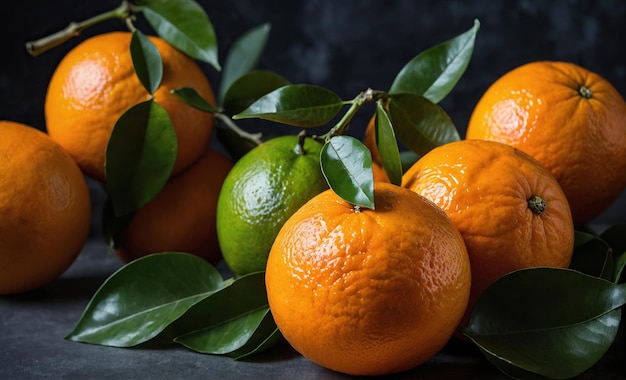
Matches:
[2,27,626,377]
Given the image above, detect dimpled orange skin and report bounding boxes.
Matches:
[115,149,232,265]
[266,182,471,376]
[466,61,626,226]
[45,32,215,182]
[0,121,91,294]
[402,139,575,325]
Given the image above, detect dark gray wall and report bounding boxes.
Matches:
[1,0,625,224]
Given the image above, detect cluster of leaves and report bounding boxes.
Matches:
[464,225,626,378]
[66,253,279,359]
[34,0,626,378]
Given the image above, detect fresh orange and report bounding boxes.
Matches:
[402,139,575,324]
[266,182,471,376]
[371,161,390,183]
[115,148,232,264]
[466,61,626,226]
[0,121,91,294]
[45,31,215,182]
[363,115,391,183]
[363,114,382,165]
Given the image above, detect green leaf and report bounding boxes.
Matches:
[374,102,402,185]
[176,307,269,355]
[101,196,134,251]
[464,267,626,379]
[65,253,224,347]
[599,223,626,283]
[388,93,459,156]
[130,29,163,95]
[233,84,343,127]
[171,87,220,113]
[170,272,281,357]
[321,136,375,210]
[570,231,614,281]
[219,23,271,104]
[139,0,220,70]
[389,19,480,103]
[400,150,420,172]
[574,229,597,248]
[477,308,621,380]
[105,100,177,217]
[222,70,290,116]
[229,310,282,360]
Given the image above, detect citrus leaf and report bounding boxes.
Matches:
[219,23,271,104]
[230,324,283,360]
[476,308,620,380]
[464,267,626,379]
[101,196,134,251]
[570,231,614,281]
[105,100,177,217]
[229,310,282,360]
[574,229,597,248]
[171,86,220,113]
[321,135,375,210]
[388,93,459,156]
[169,271,269,332]
[222,70,290,116]
[400,150,420,172]
[139,0,220,70]
[233,84,343,127]
[389,19,480,103]
[175,307,269,355]
[479,347,548,380]
[130,29,162,95]
[374,102,402,185]
[170,271,281,357]
[598,223,626,283]
[65,253,224,347]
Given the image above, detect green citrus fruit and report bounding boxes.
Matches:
[217,134,329,276]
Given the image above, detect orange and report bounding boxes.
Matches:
[371,161,390,183]
[363,114,383,166]
[266,182,471,376]
[466,61,626,226]
[363,115,391,183]
[45,31,215,182]
[115,148,232,265]
[0,121,91,294]
[402,139,575,324]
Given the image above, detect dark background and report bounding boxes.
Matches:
[1,0,626,226]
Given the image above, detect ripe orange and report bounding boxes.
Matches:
[363,114,383,166]
[402,139,575,324]
[45,31,215,182]
[466,61,626,226]
[0,121,91,294]
[115,148,232,264]
[363,115,391,183]
[217,135,328,276]
[266,182,471,376]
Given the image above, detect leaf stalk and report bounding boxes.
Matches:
[320,88,387,141]
[25,0,138,56]
[214,113,263,146]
